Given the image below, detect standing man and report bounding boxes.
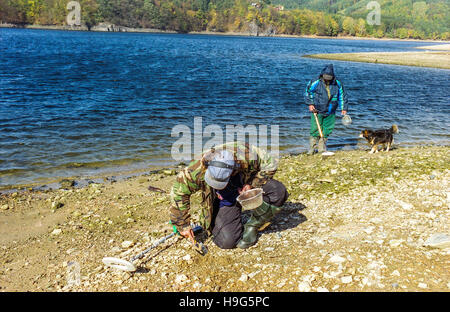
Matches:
[304,64,349,154]
[170,142,289,249]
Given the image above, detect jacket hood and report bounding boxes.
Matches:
[319,64,335,79]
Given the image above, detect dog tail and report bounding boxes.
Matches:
[391,124,399,134]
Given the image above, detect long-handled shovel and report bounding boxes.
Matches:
[102,225,205,272]
[313,112,324,139]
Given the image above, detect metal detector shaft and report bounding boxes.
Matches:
[131,225,203,261]
[131,232,176,261]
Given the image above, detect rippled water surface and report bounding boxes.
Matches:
[0,28,449,187]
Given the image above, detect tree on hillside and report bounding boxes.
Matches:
[355,17,366,36]
[6,0,30,24]
[412,1,428,20]
[342,16,355,35]
[80,0,99,29]
[141,0,161,28]
[26,0,44,23]
[0,0,13,22]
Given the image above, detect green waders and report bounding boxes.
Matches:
[310,113,335,153]
[308,136,319,155]
[318,137,328,153]
[236,201,282,249]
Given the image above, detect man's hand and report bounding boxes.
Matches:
[341,110,347,115]
[239,184,252,194]
[308,105,317,113]
[179,227,195,245]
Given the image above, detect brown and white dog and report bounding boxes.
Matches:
[359,125,399,153]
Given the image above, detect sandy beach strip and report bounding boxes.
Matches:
[304,51,450,69]
[416,44,450,51]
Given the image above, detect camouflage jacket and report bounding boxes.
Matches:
[169,142,278,232]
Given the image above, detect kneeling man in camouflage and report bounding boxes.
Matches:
[169,142,289,249]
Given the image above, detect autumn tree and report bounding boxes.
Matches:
[355,18,366,37]
[342,16,355,36]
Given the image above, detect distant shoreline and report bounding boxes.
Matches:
[304,50,450,69]
[1,23,449,43]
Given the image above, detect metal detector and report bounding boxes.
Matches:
[102,225,206,272]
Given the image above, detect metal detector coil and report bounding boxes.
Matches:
[102,257,137,272]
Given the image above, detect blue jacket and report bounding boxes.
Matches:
[304,64,349,116]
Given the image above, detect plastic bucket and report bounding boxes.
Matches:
[237,188,264,210]
[342,114,352,126]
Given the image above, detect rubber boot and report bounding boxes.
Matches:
[318,137,328,153]
[237,201,282,249]
[307,137,319,155]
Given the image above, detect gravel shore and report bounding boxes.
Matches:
[0,145,449,292]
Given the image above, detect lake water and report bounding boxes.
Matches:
[0,28,449,188]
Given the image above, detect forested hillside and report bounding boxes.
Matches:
[0,0,449,40]
[273,0,450,39]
